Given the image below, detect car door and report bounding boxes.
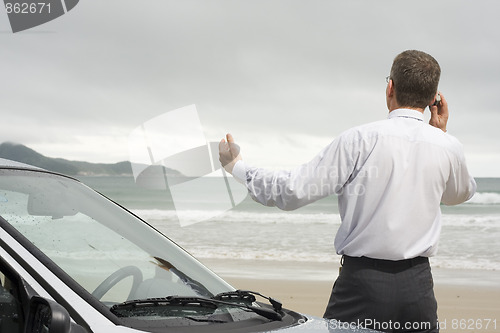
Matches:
[0,259,25,333]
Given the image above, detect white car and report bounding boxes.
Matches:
[0,158,374,333]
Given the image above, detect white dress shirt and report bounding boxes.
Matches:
[231,108,476,260]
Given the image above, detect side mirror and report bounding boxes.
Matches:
[24,296,87,333]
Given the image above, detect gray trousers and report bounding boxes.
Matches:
[323,256,438,333]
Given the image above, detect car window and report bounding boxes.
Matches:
[0,169,232,307]
[0,262,24,333]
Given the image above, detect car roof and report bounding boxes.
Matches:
[0,158,83,183]
[0,158,45,171]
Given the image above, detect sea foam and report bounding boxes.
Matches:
[466,192,500,205]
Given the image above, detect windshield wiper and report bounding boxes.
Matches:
[212,290,282,312]
[110,296,283,321]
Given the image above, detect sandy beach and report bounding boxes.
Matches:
[202,259,500,333]
[225,278,500,333]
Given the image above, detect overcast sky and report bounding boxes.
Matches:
[1,1,499,176]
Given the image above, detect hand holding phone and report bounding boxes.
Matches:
[432,92,441,106]
[429,92,448,132]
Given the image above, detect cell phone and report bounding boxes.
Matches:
[432,92,441,106]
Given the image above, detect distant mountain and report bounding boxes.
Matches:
[0,142,182,177]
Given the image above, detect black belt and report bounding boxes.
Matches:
[341,255,428,270]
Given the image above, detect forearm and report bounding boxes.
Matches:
[233,159,343,211]
[233,160,302,209]
[228,134,354,210]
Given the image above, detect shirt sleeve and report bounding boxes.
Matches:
[235,136,356,211]
[231,160,246,185]
[441,138,477,205]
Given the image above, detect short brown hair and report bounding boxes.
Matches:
[390,50,441,109]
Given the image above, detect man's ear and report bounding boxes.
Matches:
[386,79,395,98]
[386,79,398,111]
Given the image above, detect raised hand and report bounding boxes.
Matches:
[219,133,242,174]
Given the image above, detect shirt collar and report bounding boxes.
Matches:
[388,108,424,122]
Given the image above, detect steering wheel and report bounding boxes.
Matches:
[92,266,143,301]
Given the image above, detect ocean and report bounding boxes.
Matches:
[78,176,500,282]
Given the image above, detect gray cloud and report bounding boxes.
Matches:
[1,0,499,175]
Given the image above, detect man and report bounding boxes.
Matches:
[219,50,476,332]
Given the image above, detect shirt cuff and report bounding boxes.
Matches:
[231,160,246,185]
